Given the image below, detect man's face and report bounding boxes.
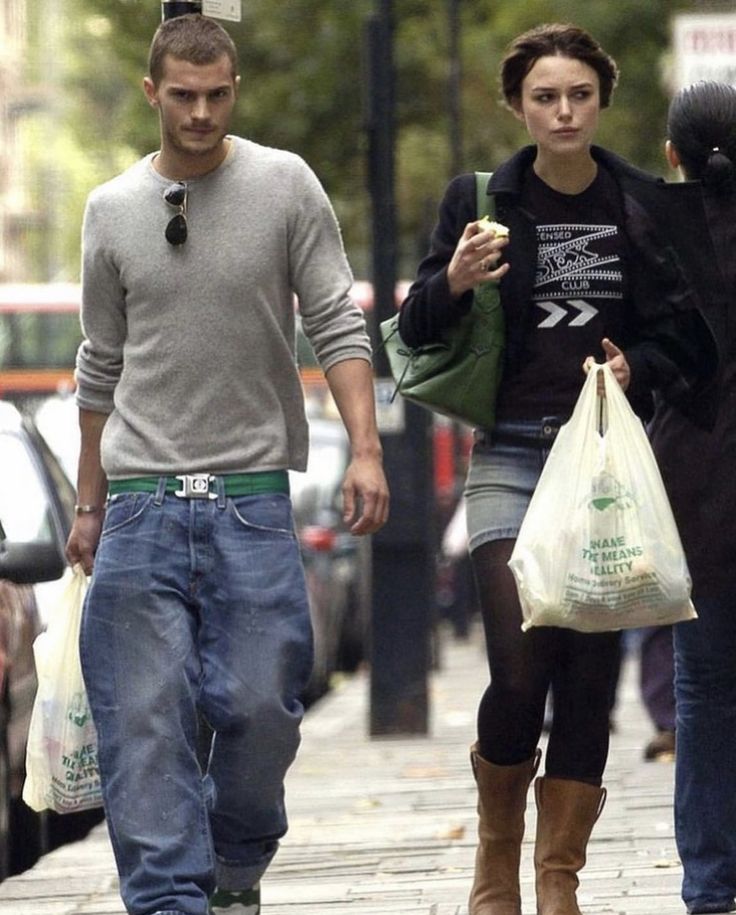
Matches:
[144,53,239,161]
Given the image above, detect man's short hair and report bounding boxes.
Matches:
[148,13,239,85]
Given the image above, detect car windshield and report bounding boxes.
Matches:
[0,431,56,544]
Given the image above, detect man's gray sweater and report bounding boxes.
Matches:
[75,137,371,478]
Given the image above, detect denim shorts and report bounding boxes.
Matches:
[464,417,562,553]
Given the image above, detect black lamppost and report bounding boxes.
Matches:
[162,1,202,19]
[448,0,463,177]
[365,0,433,737]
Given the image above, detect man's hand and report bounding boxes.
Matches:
[65,511,105,576]
[323,358,390,535]
[65,408,110,575]
[341,454,389,536]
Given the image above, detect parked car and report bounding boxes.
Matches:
[291,418,372,703]
[0,400,101,880]
[32,391,79,484]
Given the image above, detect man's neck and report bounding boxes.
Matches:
[153,137,232,181]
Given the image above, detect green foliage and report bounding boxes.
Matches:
[26,0,703,280]
[457,0,697,176]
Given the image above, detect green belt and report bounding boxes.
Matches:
[108,471,289,499]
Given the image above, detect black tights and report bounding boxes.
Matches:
[472,539,621,785]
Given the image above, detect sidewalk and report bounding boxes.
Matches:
[0,623,685,915]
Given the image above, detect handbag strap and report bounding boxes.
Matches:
[474,171,502,318]
[379,170,498,404]
[475,171,495,221]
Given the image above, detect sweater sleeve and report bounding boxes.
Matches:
[74,193,127,414]
[288,160,372,373]
[398,174,477,348]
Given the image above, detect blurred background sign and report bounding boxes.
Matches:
[202,0,241,22]
[373,379,406,435]
[161,0,241,22]
[673,12,736,89]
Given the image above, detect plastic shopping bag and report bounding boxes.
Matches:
[508,363,697,633]
[22,564,102,813]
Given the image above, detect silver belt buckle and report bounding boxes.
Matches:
[175,473,216,499]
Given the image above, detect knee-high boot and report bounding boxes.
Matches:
[533,776,606,915]
[468,744,541,915]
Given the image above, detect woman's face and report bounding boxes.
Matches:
[512,54,601,158]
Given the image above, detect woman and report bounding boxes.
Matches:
[399,24,717,915]
[649,81,736,915]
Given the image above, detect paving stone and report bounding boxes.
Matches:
[0,625,687,914]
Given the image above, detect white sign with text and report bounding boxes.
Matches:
[202,0,241,22]
[673,13,736,89]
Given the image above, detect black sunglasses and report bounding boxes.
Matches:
[163,182,188,246]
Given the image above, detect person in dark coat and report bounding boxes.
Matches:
[399,23,718,915]
[649,80,736,915]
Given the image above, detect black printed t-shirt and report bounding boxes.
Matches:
[497,166,631,421]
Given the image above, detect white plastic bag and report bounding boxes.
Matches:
[22,564,102,813]
[508,363,697,633]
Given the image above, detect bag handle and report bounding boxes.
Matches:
[378,170,493,363]
[379,170,497,405]
[475,171,495,221]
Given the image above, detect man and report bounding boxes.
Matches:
[65,14,388,915]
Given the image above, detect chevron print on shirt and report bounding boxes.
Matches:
[532,219,625,329]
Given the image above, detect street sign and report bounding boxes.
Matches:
[202,0,241,21]
[672,13,736,89]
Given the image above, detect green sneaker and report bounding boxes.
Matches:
[209,884,260,915]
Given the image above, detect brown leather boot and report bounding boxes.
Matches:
[533,776,606,915]
[468,744,541,915]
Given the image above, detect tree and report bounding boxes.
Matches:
[36,0,700,280]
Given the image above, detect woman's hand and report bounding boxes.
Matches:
[447,219,510,299]
[600,338,630,390]
[583,338,631,394]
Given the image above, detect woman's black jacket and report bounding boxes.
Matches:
[649,189,735,596]
[398,145,720,423]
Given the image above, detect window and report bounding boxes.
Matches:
[0,433,55,545]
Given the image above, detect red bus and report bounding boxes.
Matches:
[0,284,82,398]
[0,281,411,398]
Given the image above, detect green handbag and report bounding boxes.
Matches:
[379,171,504,429]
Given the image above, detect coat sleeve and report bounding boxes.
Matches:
[622,193,720,426]
[398,174,477,348]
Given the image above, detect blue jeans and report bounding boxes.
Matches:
[674,596,736,913]
[639,625,676,732]
[80,485,313,915]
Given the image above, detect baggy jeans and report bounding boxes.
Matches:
[80,485,314,915]
[674,596,736,914]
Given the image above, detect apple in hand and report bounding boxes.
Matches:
[477,216,509,238]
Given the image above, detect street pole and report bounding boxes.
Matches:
[365,0,433,737]
[448,0,463,177]
[446,0,468,539]
[162,1,202,19]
